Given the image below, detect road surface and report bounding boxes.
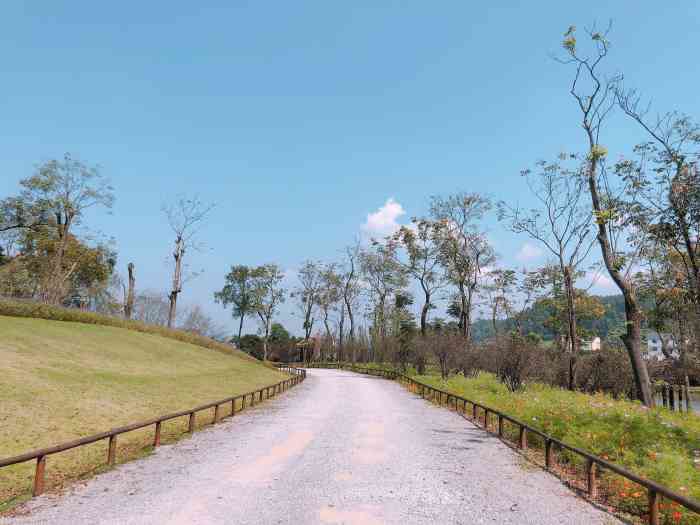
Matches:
[4,369,619,525]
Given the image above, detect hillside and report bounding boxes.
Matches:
[471,295,627,342]
[0,316,286,507]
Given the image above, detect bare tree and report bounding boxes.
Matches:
[499,158,595,389]
[557,24,653,405]
[430,192,495,342]
[292,260,323,341]
[340,243,362,359]
[123,262,135,319]
[132,290,171,326]
[616,93,700,356]
[162,196,215,329]
[317,262,343,356]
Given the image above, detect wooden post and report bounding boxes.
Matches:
[154,421,162,447]
[484,409,489,431]
[231,399,236,415]
[586,459,597,498]
[498,415,503,437]
[661,386,668,408]
[678,386,684,413]
[545,439,553,470]
[213,404,220,423]
[686,385,692,413]
[519,426,527,449]
[107,435,117,466]
[669,386,676,411]
[33,455,46,497]
[648,489,659,525]
[188,412,196,433]
[472,403,477,422]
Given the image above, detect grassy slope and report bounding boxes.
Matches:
[0,316,285,507]
[416,372,700,522]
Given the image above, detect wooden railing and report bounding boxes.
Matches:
[0,366,306,499]
[298,362,700,525]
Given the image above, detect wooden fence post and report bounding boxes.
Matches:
[586,459,597,498]
[154,421,162,447]
[498,414,503,437]
[107,435,117,466]
[33,455,46,497]
[519,426,527,449]
[648,489,659,525]
[545,439,553,470]
[188,412,196,433]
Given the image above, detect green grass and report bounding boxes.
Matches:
[415,371,700,523]
[0,315,286,508]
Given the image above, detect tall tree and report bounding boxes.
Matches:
[292,260,323,340]
[317,263,343,354]
[430,192,495,342]
[393,218,447,336]
[499,157,595,389]
[17,154,114,304]
[616,94,700,361]
[360,240,407,361]
[251,264,286,361]
[340,243,362,358]
[215,265,257,343]
[163,196,214,329]
[558,25,653,405]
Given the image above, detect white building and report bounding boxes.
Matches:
[581,337,601,352]
[642,330,680,361]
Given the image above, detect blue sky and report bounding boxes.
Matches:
[2,3,699,335]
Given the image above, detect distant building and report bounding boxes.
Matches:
[580,337,601,352]
[642,330,680,361]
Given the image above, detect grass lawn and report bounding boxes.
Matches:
[0,316,286,508]
[415,371,700,523]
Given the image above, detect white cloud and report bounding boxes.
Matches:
[361,198,406,238]
[515,242,543,262]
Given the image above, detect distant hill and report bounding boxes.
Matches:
[471,294,626,342]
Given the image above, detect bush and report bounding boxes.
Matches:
[0,298,257,361]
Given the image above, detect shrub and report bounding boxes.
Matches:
[0,298,258,362]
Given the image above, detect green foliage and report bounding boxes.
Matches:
[417,371,700,521]
[0,298,257,361]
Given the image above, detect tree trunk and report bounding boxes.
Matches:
[237,314,245,344]
[563,265,579,390]
[587,158,653,405]
[124,262,135,320]
[167,237,184,329]
[420,285,430,337]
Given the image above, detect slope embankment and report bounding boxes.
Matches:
[0,314,285,508]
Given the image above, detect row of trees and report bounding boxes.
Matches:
[220,25,697,408]
[0,154,221,336]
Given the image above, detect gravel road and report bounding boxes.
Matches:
[3,369,619,525]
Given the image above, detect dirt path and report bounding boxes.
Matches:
[3,369,619,524]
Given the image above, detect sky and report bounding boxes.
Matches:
[2,2,699,336]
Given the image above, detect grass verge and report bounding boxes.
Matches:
[0,315,286,508]
[415,371,700,524]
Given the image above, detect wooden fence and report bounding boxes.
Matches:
[0,366,305,499]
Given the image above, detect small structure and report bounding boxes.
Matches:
[295,336,321,362]
[580,337,601,353]
[642,330,680,361]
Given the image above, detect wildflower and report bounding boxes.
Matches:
[673,511,682,523]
